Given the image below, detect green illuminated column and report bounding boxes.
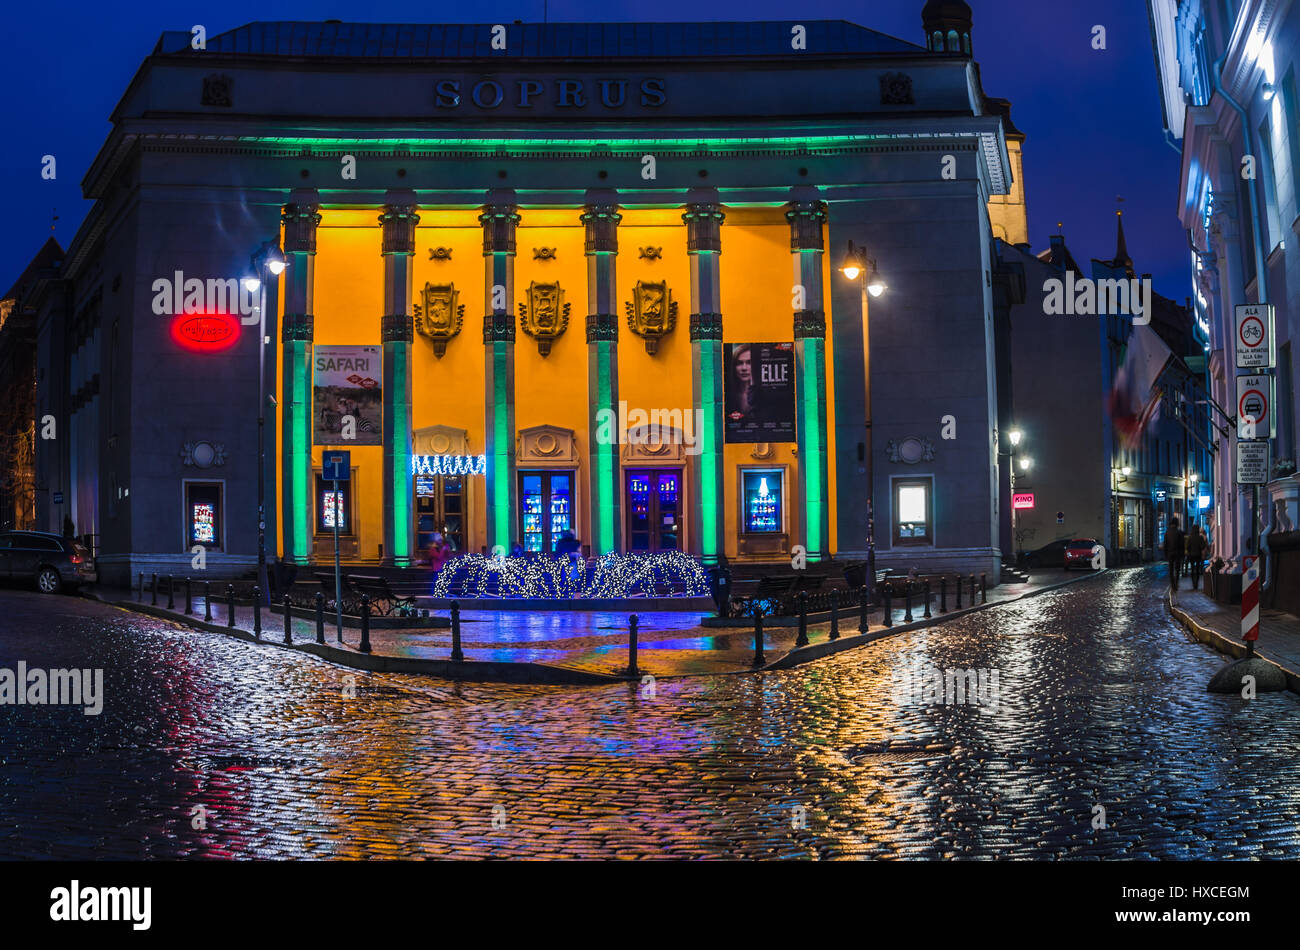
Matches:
[280,192,321,566]
[481,193,520,554]
[683,193,726,566]
[581,192,622,556]
[379,192,419,566]
[787,195,830,562]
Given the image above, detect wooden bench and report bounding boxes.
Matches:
[346,574,416,617]
[314,571,359,614]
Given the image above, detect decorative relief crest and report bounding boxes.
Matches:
[638,246,663,260]
[886,436,935,464]
[201,74,233,107]
[413,282,465,358]
[880,72,914,105]
[518,280,571,356]
[180,441,227,468]
[428,246,453,261]
[624,280,678,355]
[532,247,558,261]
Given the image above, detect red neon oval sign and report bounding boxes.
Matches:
[171,312,241,352]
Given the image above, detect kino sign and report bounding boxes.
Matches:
[1234,304,1275,369]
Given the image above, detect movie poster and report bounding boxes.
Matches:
[313,345,382,446]
[724,342,796,443]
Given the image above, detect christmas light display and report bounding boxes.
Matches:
[411,454,486,476]
[433,551,708,599]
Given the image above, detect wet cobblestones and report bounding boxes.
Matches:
[1,567,1297,858]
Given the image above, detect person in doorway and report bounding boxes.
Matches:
[555,529,581,558]
[428,532,452,574]
[1185,524,1207,590]
[1164,515,1185,600]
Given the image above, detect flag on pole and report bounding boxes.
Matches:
[1108,324,1174,449]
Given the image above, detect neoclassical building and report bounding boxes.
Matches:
[33,7,1019,586]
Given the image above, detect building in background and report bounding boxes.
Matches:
[1149,0,1300,610]
[24,9,1021,586]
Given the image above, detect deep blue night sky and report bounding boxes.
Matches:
[1,0,1189,299]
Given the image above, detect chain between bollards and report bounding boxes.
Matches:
[314,592,325,644]
[450,601,463,662]
[858,585,869,633]
[359,595,372,653]
[796,591,809,647]
[166,574,175,610]
[283,595,293,644]
[252,587,261,640]
[628,613,639,677]
[923,579,932,619]
[829,589,840,641]
[226,584,236,627]
[752,608,766,667]
[203,581,212,623]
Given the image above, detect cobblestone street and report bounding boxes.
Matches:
[1,566,1297,859]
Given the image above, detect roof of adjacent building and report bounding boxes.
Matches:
[155,20,925,59]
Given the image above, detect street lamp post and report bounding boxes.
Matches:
[246,241,287,608]
[839,240,886,605]
[1006,429,1022,559]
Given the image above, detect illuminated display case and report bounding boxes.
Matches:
[626,469,681,552]
[742,470,782,533]
[184,482,222,549]
[520,471,573,553]
[314,474,353,535]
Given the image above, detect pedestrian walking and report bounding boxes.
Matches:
[1164,516,1185,601]
[1185,523,1207,591]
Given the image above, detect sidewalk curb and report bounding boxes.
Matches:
[762,568,1111,672]
[1165,597,1300,695]
[104,598,623,686]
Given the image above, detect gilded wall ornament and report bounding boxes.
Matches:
[638,246,663,260]
[428,246,453,261]
[624,280,678,355]
[532,247,558,260]
[414,282,465,358]
[518,281,571,356]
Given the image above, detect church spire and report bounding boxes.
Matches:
[1113,209,1134,277]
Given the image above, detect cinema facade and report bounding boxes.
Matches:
[33,12,1016,586]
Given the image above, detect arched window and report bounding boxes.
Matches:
[932,31,943,51]
[962,33,971,55]
[947,30,959,51]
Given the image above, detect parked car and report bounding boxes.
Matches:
[1063,538,1103,571]
[1020,538,1071,568]
[0,531,97,593]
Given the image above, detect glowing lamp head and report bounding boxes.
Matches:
[1008,429,1022,447]
[1189,472,1199,484]
[242,276,261,293]
[865,262,887,297]
[841,264,862,281]
[267,259,287,276]
[1121,466,1131,477]
[1019,457,1032,472]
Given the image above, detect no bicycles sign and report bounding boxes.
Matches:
[1235,304,1274,369]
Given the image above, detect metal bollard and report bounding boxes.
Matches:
[252,587,261,640]
[314,592,325,644]
[151,573,158,606]
[981,573,987,604]
[969,574,977,606]
[904,585,913,623]
[184,577,192,615]
[628,613,639,677]
[796,591,809,647]
[137,572,144,602]
[829,589,840,641]
[940,575,948,613]
[359,595,372,653]
[166,574,175,610]
[858,585,869,633]
[226,584,236,626]
[450,601,463,662]
[204,581,212,622]
[283,595,293,644]
[924,580,932,619]
[883,586,893,627]
[955,573,963,608]
[752,608,766,667]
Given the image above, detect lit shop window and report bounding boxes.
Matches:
[742,470,783,534]
[185,482,223,549]
[519,471,573,553]
[894,478,933,545]
[315,475,353,535]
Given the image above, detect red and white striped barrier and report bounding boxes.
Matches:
[1242,555,1260,643]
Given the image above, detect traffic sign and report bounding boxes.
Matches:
[1236,374,1274,439]
[323,451,351,481]
[52,492,63,504]
[1236,441,1270,484]
[1234,304,1274,369]
[1056,511,1065,524]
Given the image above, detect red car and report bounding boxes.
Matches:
[1063,538,1103,571]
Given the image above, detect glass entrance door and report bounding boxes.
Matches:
[626,469,682,552]
[519,471,573,553]
[414,475,464,553]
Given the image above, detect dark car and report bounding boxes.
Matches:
[1020,538,1071,568]
[0,531,97,594]
[1064,538,1103,571]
